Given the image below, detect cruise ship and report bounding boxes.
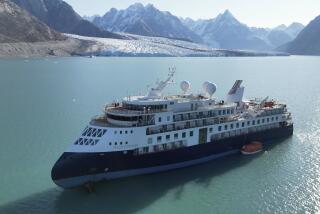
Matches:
[51,70,293,189]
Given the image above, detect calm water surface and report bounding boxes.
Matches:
[0,57,319,213]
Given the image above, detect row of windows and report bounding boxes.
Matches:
[109,141,129,146]
[74,138,99,146]
[217,116,279,132]
[114,130,134,134]
[82,128,106,137]
[136,141,186,155]
[150,131,194,144]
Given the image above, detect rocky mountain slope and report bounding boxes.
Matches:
[0,0,64,43]
[278,15,320,55]
[12,0,122,39]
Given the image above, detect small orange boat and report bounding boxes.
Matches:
[241,141,263,155]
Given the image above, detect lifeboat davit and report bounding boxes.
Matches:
[241,141,263,155]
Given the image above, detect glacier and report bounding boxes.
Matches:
[67,33,288,57]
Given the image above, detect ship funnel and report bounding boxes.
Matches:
[226,80,244,104]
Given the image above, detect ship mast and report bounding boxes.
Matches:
[146,67,175,98]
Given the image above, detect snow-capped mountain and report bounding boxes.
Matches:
[182,10,304,50]
[185,10,272,50]
[92,3,202,43]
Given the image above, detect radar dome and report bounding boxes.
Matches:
[202,81,210,91]
[180,81,191,93]
[206,82,217,97]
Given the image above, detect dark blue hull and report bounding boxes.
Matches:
[51,124,293,188]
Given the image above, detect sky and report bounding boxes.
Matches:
[64,0,320,28]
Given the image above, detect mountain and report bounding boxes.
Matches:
[278,15,320,55]
[12,0,122,39]
[189,10,272,50]
[0,0,64,43]
[274,22,304,38]
[92,3,202,43]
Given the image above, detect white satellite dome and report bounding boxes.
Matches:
[180,80,191,93]
[202,81,210,92]
[206,82,217,97]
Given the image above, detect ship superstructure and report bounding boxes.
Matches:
[51,71,293,188]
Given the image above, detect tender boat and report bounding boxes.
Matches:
[241,141,263,155]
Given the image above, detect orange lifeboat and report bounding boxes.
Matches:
[241,141,263,155]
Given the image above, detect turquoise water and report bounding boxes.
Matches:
[0,57,319,213]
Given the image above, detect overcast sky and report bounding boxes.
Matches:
[64,0,320,28]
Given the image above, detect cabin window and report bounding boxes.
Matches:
[218,110,221,115]
[170,102,174,105]
[218,126,222,131]
[126,142,128,144]
[120,131,123,134]
[242,122,245,127]
[236,123,239,128]
[157,136,162,142]
[276,116,279,121]
[163,144,167,150]
[231,109,234,114]
[209,127,213,132]
[257,120,260,124]
[262,119,265,123]
[223,110,226,115]
[182,132,186,138]
[103,130,107,135]
[166,135,170,141]
[158,117,162,123]
[174,133,178,139]
[252,120,256,125]
[267,118,270,122]
[230,124,234,129]
[115,142,117,145]
[131,130,133,134]
[143,147,149,153]
[224,125,228,130]
[247,121,251,126]
[114,130,117,134]
[190,131,194,137]
[109,142,112,146]
[227,109,230,114]
[125,130,128,134]
[120,142,123,145]
[271,117,274,121]
[148,138,152,144]
[167,116,170,121]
